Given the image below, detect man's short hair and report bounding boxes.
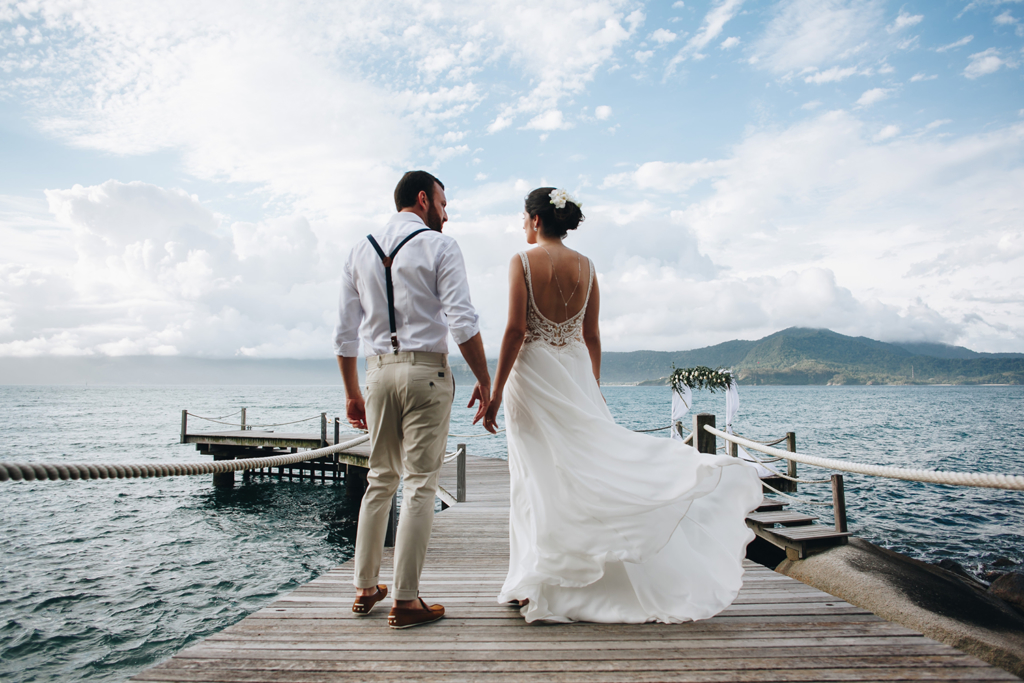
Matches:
[394,171,444,211]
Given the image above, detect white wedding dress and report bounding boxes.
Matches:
[497,251,764,624]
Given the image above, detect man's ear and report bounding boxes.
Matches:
[418,190,430,210]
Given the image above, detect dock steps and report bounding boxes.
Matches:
[746,510,818,526]
[747,496,849,560]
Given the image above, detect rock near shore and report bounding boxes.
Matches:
[776,537,1024,678]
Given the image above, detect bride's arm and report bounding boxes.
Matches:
[481,255,529,432]
[582,272,601,384]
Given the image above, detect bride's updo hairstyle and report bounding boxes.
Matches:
[525,187,585,239]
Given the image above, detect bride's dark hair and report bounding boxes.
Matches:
[525,187,584,239]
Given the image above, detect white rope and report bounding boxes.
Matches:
[760,478,834,506]
[0,435,370,483]
[448,429,505,438]
[707,426,1024,491]
[737,447,832,484]
[187,409,242,421]
[443,446,466,464]
[245,415,324,428]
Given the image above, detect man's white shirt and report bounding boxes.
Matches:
[334,212,480,357]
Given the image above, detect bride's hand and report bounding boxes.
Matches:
[481,390,502,434]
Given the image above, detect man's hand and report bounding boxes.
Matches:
[346,395,367,430]
[468,381,491,428]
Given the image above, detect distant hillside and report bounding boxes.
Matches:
[601,328,1024,386]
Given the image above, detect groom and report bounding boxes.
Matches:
[334,170,492,629]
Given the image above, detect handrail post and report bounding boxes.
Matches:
[457,444,467,503]
[180,409,187,444]
[831,474,848,532]
[729,439,738,458]
[320,413,327,448]
[384,493,398,547]
[334,417,340,446]
[786,432,797,480]
[241,407,246,431]
[694,414,716,454]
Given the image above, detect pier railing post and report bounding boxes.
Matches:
[334,417,340,446]
[694,414,716,454]
[786,431,797,480]
[320,413,327,448]
[384,493,398,547]
[457,444,467,503]
[831,474,848,532]
[180,409,187,444]
[241,407,246,430]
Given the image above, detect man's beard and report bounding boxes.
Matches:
[425,200,444,231]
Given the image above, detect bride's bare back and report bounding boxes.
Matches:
[523,246,593,323]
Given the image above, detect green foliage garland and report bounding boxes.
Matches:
[670,365,733,394]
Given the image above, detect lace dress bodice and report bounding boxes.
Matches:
[518,251,594,350]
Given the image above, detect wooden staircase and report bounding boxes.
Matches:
[746,498,850,560]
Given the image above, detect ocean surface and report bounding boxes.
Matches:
[1,383,1022,682]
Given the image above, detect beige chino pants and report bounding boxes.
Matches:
[353,351,453,601]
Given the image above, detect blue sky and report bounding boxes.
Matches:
[1,0,1023,358]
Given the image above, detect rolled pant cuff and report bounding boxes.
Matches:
[393,589,419,601]
[354,577,380,589]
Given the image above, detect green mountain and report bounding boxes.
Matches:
[598,328,1024,386]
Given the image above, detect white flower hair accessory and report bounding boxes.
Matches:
[549,188,582,210]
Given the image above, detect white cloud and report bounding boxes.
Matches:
[856,87,891,106]
[0,180,348,358]
[802,100,823,109]
[650,29,678,44]
[606,111,1024,351]
[635,50,655,63]
[910,72,937,81]
[595,105,613,120]
[887,9,923,33]
[524,110,570,131]
[873,124,900,141]
[964,48,1014,78]
[666,0,745,73]
[750,0,885,73]
[936,35,973,52]
[720,36,741,49]
[803,65,862,84]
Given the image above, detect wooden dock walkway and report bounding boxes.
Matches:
[134,455,1015,682]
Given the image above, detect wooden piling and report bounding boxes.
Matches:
[457,444,467,503]
[832,473,848,532]
[694,413,716,454]
[240,407,246,431]
[787,431,798,480]
[320,413,327,448]
[180,409,187,444]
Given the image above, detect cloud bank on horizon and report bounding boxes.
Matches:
[0,0,1022,358]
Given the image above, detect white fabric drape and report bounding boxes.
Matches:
[670,385,692,441]
[724,378,774,478]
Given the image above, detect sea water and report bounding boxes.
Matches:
[0,384,1021,682]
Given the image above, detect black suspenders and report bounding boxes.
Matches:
[366,228,430,353]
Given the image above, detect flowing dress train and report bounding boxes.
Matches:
[497,251,764,623]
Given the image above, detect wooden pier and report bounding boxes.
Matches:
[133,453,1014,682]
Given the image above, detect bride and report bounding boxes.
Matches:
[480,187,763,624]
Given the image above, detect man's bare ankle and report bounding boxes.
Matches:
[393,598,420,609]
[356,586,378,597]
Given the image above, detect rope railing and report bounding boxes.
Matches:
[186,409,243,421]
[0,435,371,483]
[706,425,1024,491]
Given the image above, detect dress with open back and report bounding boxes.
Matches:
[497,250,763,623]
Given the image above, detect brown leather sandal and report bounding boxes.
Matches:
[352,585,387,615]
[388,597,444,629]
